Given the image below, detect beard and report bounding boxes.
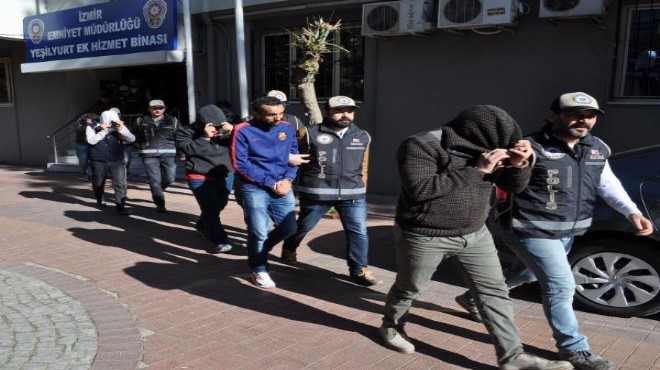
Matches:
[562,123,591,138]
[328,116,352,129]
[553,121,591,140]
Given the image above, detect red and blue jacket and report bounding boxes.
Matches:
[231,120,299,190]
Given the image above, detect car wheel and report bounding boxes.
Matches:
[569,238,660,317]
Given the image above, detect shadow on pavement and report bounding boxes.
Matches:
[18,179,554,366]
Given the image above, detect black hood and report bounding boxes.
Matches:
[443,105,522,157]
[197,105,227,126]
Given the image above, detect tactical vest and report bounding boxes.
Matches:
[297,123,370,201]
[137,114,178,156]
[511,128,610,238]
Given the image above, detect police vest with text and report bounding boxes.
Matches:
[511,128,610,239]
[297,122,370,201]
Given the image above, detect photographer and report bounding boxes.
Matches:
[75,113,98,181]
[176,104,234,254]
[86,110,135,215]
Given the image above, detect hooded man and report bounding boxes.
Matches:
[176,104,235,254]
[379,106,572,370]
[86,109,135,214]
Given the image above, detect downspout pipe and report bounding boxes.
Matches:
[182,0,196,123]
[202,13,217,105]
[235,0,249,120]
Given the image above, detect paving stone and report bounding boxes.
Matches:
[1,167,659,370]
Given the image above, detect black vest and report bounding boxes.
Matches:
[297,122,370,201]
[137,114,178,157]
[89,129,125,162]
[511,126,610,238]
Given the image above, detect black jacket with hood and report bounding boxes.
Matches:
[395,105,533,237]
[176,105,233,179]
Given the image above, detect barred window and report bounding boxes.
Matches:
[614,2,660,99]
[262,23,364,101]
[0,58,13,106]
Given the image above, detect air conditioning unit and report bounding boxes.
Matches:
[539,0,606,19]
[437,0,519,29]
[362,0,436,36]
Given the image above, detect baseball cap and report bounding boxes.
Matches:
[550,92,604,115]
[266,90,287,102]
[109,107,121,115]
[326,96,358,110]
[149,99,166,108]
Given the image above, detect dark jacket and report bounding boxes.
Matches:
[176,105,233,179]
[511,124,610,238]
[88,126,134,162]
[136,114,179,157]
[296,120,370,201]
[395,105,532,237]
[75,114,98,145]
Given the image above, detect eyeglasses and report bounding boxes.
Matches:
[150,106,165,110]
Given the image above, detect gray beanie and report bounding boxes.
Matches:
[197,105,227,126]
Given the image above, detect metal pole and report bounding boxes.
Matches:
[52,136,59,164]
[182,0,196,123]
[235,0,249,120]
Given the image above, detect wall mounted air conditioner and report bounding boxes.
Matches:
[362,0,436,36]
[437,0,519,29]
[539,0,606,19]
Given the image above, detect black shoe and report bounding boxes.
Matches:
[559,350,615,370]
[116,206,133,215]
[281,249,298,264]
[455,293,482,322]
[156,205,167,213]
[96,200,106,208]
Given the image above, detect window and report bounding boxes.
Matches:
[0,58,13,106]
[261,23,364,101]
[614,2,660,99]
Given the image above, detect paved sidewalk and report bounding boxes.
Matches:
[0,166,658,370]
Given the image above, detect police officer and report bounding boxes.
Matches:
[281,96,378,286]
[135,99,179,212]
[456,93,654,370]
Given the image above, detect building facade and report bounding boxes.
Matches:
[1,0,658,195]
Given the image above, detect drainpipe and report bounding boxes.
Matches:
[182,0,196,123]
[235,0,249,120]
[202,13,216,105]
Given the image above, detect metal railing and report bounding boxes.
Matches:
[46,111,92,165]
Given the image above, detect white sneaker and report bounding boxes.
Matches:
[215,243,233,253]
[378,325,415,354]
[500,353,574,370]
[251,272,276,289]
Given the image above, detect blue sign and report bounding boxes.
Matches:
[24,0,178,63]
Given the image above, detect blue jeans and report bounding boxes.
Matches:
[75,144,91,177]
[283,198,369,275]
[123,144,133,171]
[384,225,522,364]
[187,177,232,245]
[236,187,297,273]
[506,237,589,353]
[142,156,176,206]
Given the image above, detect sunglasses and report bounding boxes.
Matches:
[150,106,165,110]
